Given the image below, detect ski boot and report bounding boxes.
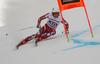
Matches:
[16,43,22,49]
[35,39,39,46]
[35,37,42,46]
[16,41,26,49]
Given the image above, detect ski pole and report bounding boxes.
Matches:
[16,26,36,31]
[6,26,36,36]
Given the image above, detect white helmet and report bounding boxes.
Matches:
[52,7,59,13]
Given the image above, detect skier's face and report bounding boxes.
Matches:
[53,12,59,18]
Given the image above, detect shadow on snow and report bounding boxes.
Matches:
[51,25,100,54]
[61,25,100,51]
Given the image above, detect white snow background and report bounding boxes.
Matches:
[0,0,100,64]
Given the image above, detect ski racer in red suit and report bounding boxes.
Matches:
[16,7,69,49]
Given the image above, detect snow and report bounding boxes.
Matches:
[0,0,100,64]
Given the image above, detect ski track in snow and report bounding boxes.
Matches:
[0,0,100,64]
[50,25,100,54]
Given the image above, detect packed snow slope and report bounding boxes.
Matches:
[0,0,100,64]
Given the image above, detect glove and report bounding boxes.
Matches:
[37,23,41,28]
[66,29,69,34]
[64,29,69,34]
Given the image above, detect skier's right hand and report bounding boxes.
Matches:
[37,23,41,28]
[66,29,69,34]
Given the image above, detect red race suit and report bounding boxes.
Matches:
[20,12,69,44]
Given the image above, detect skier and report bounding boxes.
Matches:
[16,7,69,49]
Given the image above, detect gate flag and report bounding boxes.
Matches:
[57,0,84,11]
[57,0,94,42]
